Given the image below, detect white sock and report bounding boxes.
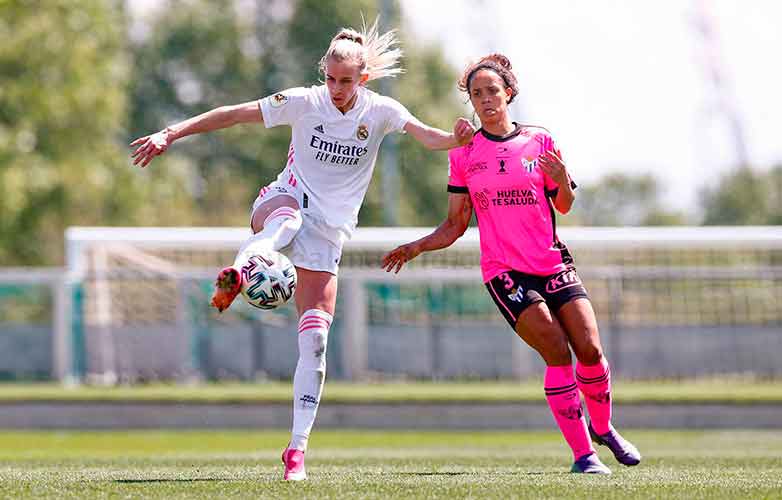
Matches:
[233,206,302,269]
[290,309,333,451]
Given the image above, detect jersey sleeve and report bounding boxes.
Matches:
[377,96,414,135]
[258,87,312,128]
[446,148,469,194]
[537,133,577,198]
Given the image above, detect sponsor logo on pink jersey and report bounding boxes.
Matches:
[474,189,490,210]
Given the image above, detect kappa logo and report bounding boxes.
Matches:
[314,124,325,133]
[546,268,582,294]
[522,157,537,173]
[589,390,611,404]
[270,93,288,108]
[558,404,584,421]
[356,124,369,140]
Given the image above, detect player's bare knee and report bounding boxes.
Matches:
[575,344,603,366]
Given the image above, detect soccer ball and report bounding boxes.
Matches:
[239,250,297,310]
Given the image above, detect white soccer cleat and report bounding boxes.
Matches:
[281,447,307,481]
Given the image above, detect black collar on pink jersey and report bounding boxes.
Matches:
[478,122,523,142]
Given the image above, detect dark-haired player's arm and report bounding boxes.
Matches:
[552,177,575,214]
[381,193,473,273]
[539,149,575,214]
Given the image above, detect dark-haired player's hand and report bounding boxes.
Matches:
[381,242,423,274]
[538,149,569,186]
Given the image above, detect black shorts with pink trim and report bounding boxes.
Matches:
[485,266,590,329]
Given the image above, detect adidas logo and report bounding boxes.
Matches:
[314,124,324,133]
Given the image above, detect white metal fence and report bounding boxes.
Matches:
[1,226,780,381]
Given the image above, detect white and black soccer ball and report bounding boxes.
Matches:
[239,250,297,310]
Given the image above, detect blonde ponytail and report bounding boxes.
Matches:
[319,17,404,82]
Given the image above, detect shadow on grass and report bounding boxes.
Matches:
[400,472,473,477]
[114,479,233,483]
[397,471,549,476]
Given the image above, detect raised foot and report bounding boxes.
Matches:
[210,267,241,313]
[589,423,642,466]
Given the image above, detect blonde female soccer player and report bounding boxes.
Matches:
[382,54,640,474]
[130,20,474,481]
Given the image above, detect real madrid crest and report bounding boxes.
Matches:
[356,124,369,141]
[270,93,288,108]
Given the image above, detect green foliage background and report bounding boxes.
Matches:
[0,0,778,265]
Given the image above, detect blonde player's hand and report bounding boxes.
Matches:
[130,129,174,168]
[538,149,569,186]
[453,117,475,147]
[381,242,422,274]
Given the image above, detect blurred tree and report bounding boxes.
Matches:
[391,45,467,226]
[0,0,136,265]
[569,173,687,226]
[127,0,465,227]
[126,0,294,225]
[700,165,782,225]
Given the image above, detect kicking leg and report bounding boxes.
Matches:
[210,195,301,312]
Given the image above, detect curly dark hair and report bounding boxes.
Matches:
[458,53,519,104]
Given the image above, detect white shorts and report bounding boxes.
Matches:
[250,174,348,275]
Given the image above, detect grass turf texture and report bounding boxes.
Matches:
[0,430,779,499]
[0,378,780,404]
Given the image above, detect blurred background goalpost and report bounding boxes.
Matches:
[0,226,778,384]
[18,225,772,385]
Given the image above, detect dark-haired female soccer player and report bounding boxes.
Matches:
[382,53,640,474]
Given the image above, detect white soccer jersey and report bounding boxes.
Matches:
[258,85,413,234]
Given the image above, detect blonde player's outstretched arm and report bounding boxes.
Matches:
[403,117,475,151]
[381,193,473,274]
[130,100,263,168]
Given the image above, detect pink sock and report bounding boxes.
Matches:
[576,357,613,435]
[544,365,594,460]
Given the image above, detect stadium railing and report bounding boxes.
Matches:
[47,226,782,383]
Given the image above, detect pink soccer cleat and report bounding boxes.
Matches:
[210,267,242,313]
[281,447,307,481]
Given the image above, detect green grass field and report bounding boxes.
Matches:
[1,377,780,404]
[0,430,780,499]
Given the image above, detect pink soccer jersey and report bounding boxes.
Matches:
[447,125,577,282]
